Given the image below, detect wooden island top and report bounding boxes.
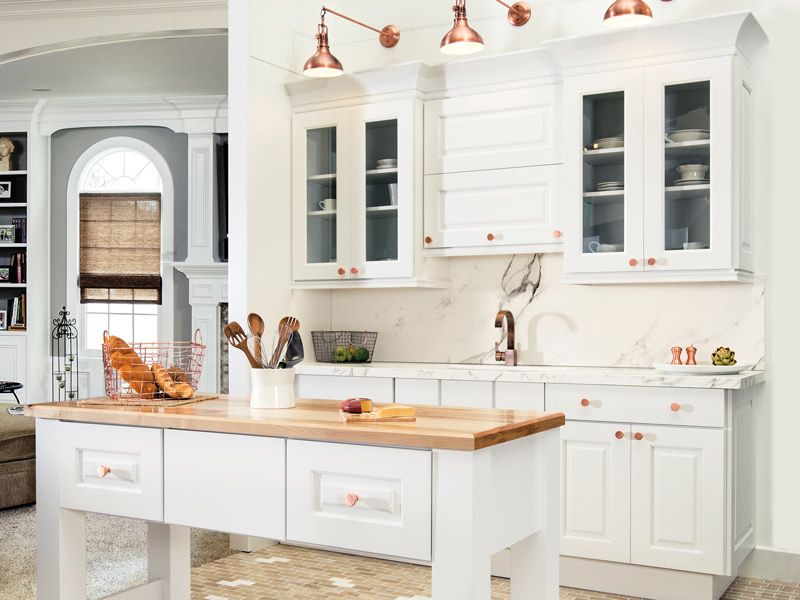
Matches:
[25,395,565,451]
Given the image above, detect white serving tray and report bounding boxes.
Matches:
[653,363,754,375]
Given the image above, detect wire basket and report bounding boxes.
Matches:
[102,329,206,401]
[311,331,378,363]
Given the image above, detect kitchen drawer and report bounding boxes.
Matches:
[58,422,163,521]
[287,440,432,561]
[440,379,493,408]
[295,375,394,404]
[395,378,440,406]
[495,382,545,411]
[164,430,285,538]
[546,384,724,427]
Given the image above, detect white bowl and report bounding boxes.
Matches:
[666,129,710,143]
[676,164,709,180]
[592,137,624,149]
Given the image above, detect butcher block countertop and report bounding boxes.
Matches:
[25,396,565,451]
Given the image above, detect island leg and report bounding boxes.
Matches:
[148,522,191,599]
[510,429,560,599]
[431,449,492,599]
[36,418,87,600]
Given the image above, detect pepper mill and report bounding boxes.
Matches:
[671,346,684,365]
[685,345,697,366]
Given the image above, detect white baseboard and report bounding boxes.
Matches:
[738,546,800,584]
[229,535,278,553]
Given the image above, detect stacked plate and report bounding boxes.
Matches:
[375,158,397,170]
[674,178,710,186]
[666,129,710,143]
[592,136,624,150]
[596,180,624,192]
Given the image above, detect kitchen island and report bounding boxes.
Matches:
[27,396,565,600]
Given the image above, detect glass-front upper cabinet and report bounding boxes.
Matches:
[643,58,733,271]
[564,70,644,275]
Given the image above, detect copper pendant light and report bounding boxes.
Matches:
[304,6,400,78]
[603,0,654,28]
[440,0,532,56]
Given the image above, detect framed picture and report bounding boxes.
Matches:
[0,181,10,199]
[0,310,6,331]
[0,225,13,242]
[0,267,9,281]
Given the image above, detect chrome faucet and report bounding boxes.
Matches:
[495,310,517,366]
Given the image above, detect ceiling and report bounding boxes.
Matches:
[0,34,227,100]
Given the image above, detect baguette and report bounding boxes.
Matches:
[108,335,156,398]
[151,363,195,399]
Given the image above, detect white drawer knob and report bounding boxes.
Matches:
[97,465,111,478]
[345,493,359,507]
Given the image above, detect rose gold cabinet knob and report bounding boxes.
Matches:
[634,432,644,441]
[553,230,562,239]
[580,398,590,407]
[670,403,681,412]
[350,267,359,275]
[97,465,111,478]
[487,233,495,241]
[345,493,359,507]
[647,257,656,266]
[629,258,638,267]
[424,236,432,244]
[337,267,345,276]
[615,431,625,439]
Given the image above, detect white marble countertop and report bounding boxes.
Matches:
[294,362,765,390]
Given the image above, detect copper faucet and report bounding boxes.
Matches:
[495,310,517,366]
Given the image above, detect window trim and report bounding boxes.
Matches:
[66,137,175,357]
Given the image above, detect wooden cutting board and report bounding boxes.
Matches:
[339,410,416,423]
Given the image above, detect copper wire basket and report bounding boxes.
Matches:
[102,329,206,401]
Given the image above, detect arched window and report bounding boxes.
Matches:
[78,148,163,350]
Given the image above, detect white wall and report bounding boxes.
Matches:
[234,0,800,554]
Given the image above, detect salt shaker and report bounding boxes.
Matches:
[671,346,684,365]
[685,345,697,366]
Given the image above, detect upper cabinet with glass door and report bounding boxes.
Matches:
[550,12,765,283]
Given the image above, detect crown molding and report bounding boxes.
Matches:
[0,0,226,21]
[0,100,41,130]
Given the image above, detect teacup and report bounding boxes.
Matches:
[318,198,336,211]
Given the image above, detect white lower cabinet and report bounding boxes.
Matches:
[630,425,724,574]
[395,378,440,406]
[561,421,630,563]
[440,379,493,408]
[0,334,26,402]
[164,430,286,539]
[495,381,545,410]
[286,440,432,561]
[295,375,394,404]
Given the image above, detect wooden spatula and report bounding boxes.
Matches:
[224,321,262,368]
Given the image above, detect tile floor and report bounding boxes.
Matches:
[191,544,800,600]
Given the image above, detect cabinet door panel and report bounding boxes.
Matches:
[424,165,561,250]
[561,421,631,563]
[495,382,544,411]
[295,375,394,404]
[631,425,724,574]
[0,335,26,402]
[424,86,560,174]
[440,380,493,408]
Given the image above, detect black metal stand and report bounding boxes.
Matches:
[51,307,79,401]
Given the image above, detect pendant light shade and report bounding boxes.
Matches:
[304,21,344,78]
[440,0,485,56]
[603,0,653,28]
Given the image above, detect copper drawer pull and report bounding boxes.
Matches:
[615,431,625,439]
[580,398,590,407]
[97,465,111,478]
[553,230,562,238]
[337,267,345,276]
[629,258,638,267]
[647,257,656,266]
[670,403,681,412]
[424,236,433,244]
[345,493,359,507]
[634,432,644,441]
[487,233,495,241]
[350,267,359,275]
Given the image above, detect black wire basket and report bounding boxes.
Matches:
[311,331,378,363]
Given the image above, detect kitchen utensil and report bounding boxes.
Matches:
[246,335,270,368]
[268,316,300,368]
[318,198,336,211]
[224,322,262,368]
[281,331,305,369]
[653,363,754,375]
[666,129,710,143]
[247,313,265,364]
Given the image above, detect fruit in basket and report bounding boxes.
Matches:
[152,363,195,399]
[334,345,349,362]
[353,346,370,362]
[711,347,737,366]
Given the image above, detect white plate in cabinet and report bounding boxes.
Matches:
[440,379,493,408]
[495,382,545,411]
[58,422,163,521]
[546,384,724,427]
[561,421,631,563]
[424,85,560,174]
[395,378,440,406]
[286,440,432,561]
[164,430,286,539]
[630,425,725,574]
[423,166,562,253]
[295,375,394,404]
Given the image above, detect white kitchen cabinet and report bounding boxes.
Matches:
[395,378,440,406]
[495,381,545,411]
[630,425,725,574]
[295,374,394,404]
[0,334,26,402]
[561,421,630,563]
[440,379,493,408]
[423,166,562,253]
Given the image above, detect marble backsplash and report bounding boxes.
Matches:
[329,254,766,368]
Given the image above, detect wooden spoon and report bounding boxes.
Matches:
[247,313,265,363]
[224,321,262,368]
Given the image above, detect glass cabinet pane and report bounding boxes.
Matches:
[364,119,399,263]
[663,81,711,252]
[306,126,337,264]
[581,92,625,255]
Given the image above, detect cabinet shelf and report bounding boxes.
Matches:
[308,173,337,182]
[307,209,337,218]
[583,190,625,205]
[0,283,26,288]
[583,148,625,166]
[0,171,27,176]
[665,184,710,199]
[0,243,27,248]
[365,168,398,183]
[0,203,27,208]
[366,205,398,218]
[665,140,710,162]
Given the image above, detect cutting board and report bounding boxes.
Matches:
[339,410,416,423]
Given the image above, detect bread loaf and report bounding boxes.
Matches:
[108,335,157,398]
[151,363,195,399]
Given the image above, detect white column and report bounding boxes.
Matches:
[186,133,218,264]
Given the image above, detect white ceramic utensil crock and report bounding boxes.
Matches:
[250,367,295,409]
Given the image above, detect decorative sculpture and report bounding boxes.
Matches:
[0,137,16,171]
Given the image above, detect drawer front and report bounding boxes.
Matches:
[546,384,724,427]
[440,379,493,408]
[58,422,163,521]
[295,375,394,404]
[395,378,440,406]
[164,430,285,538]
[495,382,545,411]
[287,440,432,560]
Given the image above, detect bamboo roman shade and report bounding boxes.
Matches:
[79,193,162,304]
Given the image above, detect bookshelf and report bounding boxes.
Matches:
[0,131,27,333]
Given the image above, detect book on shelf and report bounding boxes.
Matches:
[8,251,25,283]
[7,292,25,329]
[11,217,26,243]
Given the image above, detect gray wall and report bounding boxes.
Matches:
[50,126,190,341]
